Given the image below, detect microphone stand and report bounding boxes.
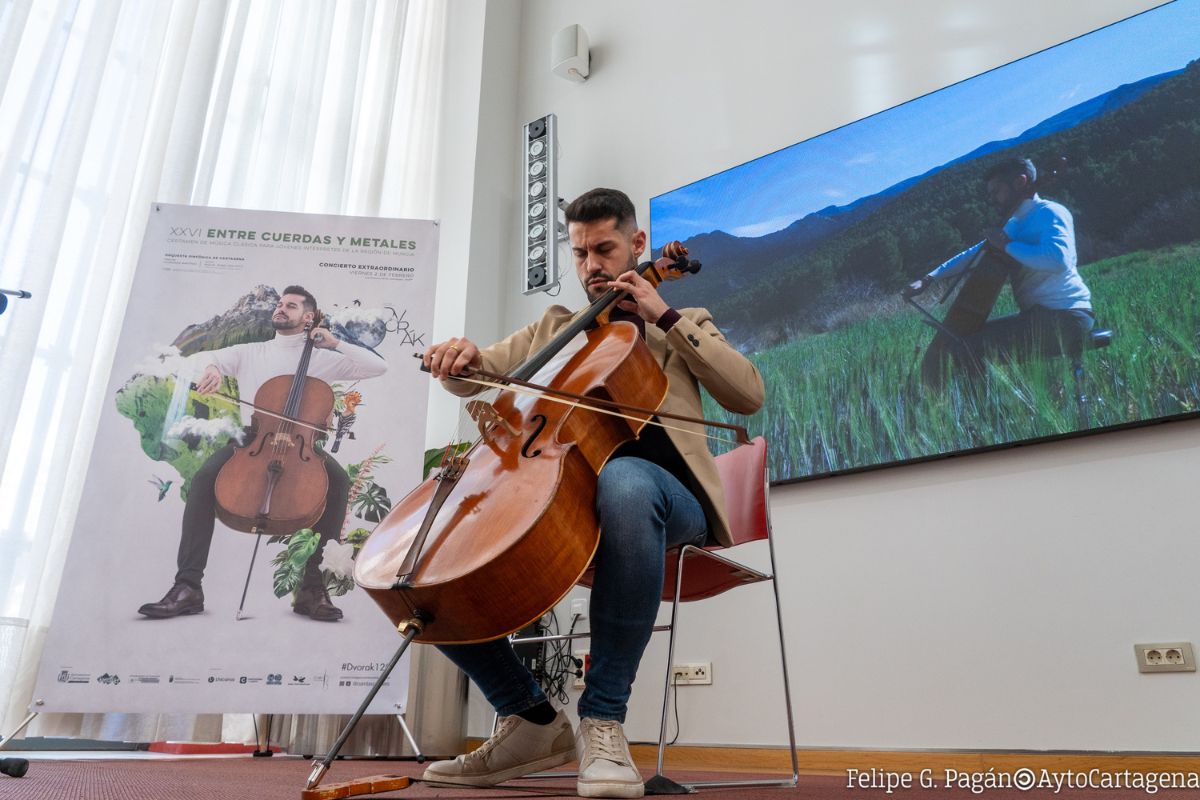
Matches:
[0,288,32,316]
[0,710,36,779]
[0,288,34,778]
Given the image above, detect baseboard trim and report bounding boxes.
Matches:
[633,746,1200,775]
[467,739,1200,775]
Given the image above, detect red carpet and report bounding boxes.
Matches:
[1,757,1195,799]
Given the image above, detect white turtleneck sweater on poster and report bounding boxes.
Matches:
[198,332,387,402]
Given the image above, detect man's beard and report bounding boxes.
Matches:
[584,275,613,301]
[582,256,638,300]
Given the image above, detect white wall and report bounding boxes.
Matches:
[427,1,523,440]
[449,0,1200,751]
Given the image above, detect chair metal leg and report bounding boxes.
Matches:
[766,528,799,784]
[645,548,690,794]
[650,541,799,792]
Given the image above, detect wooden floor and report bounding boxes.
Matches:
[5,749,1199,800]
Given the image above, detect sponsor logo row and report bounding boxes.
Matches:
[57,670,340,688]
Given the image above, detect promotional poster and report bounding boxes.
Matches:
[32,204,438,714]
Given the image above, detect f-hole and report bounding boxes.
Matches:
[521,414,547,458]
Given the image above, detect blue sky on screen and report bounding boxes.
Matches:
[650,0,1200,248]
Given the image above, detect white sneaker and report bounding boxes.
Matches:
[576,717,644,798]
[422,709,574,787]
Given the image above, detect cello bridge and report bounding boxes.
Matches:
[466,400,517,442]
[269,432,295,448]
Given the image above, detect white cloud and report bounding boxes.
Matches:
[657,188,708,209]
[165,415,244,444]
[729,213,798,238]
[133,344,193,378]
[1059,84,1082,103]
[328,306,389,326]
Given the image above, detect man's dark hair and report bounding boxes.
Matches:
[985,157,1037,185]
[280,285,317,312]
[564,188,638,231]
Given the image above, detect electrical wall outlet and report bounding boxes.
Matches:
[1134,642,1196,673]
[573,650,591,689]
[670,662,713,685]
[570,599,588,620]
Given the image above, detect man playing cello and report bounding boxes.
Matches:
[138,286,387,622]
[420,188,763,798]
[905,157,1095,381]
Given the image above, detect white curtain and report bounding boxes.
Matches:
[0,0,447,744]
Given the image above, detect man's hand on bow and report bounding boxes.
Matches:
[424,338,481,380]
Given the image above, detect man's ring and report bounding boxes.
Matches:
[447,345,459,353]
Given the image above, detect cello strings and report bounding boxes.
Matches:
[447,374,741,448]
[435,383,502,469]
[201,390,332,435]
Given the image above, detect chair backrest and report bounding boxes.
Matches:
[658,436,772,602]
[574,437,772,601]
[713,436,770,546]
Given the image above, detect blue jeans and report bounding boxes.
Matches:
[436,457,708,722]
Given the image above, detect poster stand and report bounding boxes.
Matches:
[0,707,423,764]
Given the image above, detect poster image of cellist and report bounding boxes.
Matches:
[32,204,438,715]
[650,0,1200,483]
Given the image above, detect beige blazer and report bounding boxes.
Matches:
[443,306,764,547]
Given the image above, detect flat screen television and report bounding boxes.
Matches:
[650,0,1200,483]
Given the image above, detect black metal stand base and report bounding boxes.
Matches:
[305,616,425,791]
[644,774,693,794]
[0,710,37,779]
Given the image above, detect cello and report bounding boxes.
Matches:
[352,242,739,644]
[213,316,334,536]
[913,241,1015,385]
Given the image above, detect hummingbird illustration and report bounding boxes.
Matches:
[149,475,173,501]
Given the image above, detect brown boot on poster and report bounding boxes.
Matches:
[292,582,343,621]
[137,581,204,619]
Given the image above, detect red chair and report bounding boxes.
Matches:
[640,435,797,792]
[516,436,797,792]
